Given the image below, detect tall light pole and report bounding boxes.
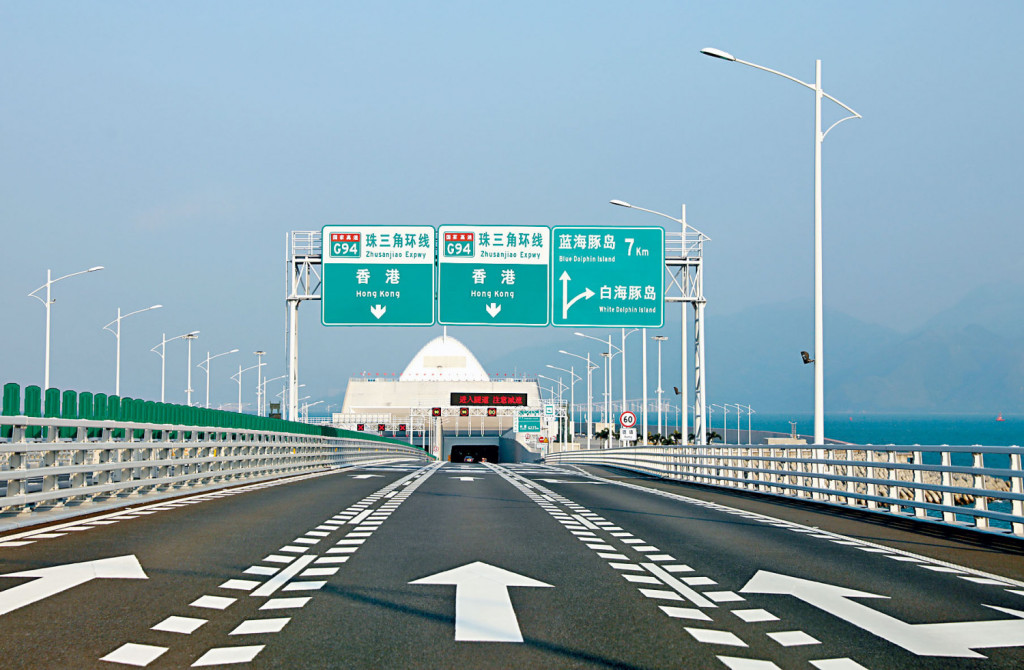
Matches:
[652,335,668,441]
[560,350,596,449]
[711,403,729,444]
[261,374,286,413]
[730,403,744,444]
[701,47,860,445]
[575,332,623,444]
[547,364,581,444]
[538,374,568,444]
[103,304,162,396]
[232,363,264,413]
[151,330,200,402]
[198,348,238,408]
[28,265,104,390]
[183,332,200,406]
[620,328,639,419]
[610,199,709,446]
[254,351,267,416]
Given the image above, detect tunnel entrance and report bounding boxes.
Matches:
[450,444,500,463]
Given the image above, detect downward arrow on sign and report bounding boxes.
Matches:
[370,304,387,319]
[485,303,502,318]
[410,561,552,642]
[0,555,147,617]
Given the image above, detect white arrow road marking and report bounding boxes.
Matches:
[485,303,502,318]
[370,304,387,319]
[450,477,481,481]
[410,561,553,642]
[559,271,594,319]
[0,555,147,617]
[741,570,1024,658]
[350,474,383,479]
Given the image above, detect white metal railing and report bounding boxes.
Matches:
[291,230,322,257]
[545,443,1024,537]
[0,415,431,515]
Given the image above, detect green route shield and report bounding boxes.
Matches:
[437,225,550,326]
[322,225,435,326]
[550,226,664,328]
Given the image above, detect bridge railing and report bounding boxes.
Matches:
[545,443,1024,537]
[1,414,430,516]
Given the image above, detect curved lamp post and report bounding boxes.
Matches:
[198,348,239,408]
[28,265,104,390]
[151,330,200,402]
[103,304,162,396]
[701,46,860,445]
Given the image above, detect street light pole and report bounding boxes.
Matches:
[198,348,238,409]
[184,332,199,406]
[711,403,728,444]
[28,265,104,390]
[102,304,162,396]
[559,350,595,449]
[701,47,860,445]
[254,351,267,416]
[548,364,581,446]
[150,331,200,402]
[652,335,668,441]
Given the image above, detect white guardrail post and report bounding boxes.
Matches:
[544,442,1024,539]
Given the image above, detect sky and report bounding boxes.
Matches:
[1,1,1021,415]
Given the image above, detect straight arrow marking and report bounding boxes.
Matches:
[0,555,147,617]
[410,561,552,642]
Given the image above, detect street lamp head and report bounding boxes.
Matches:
[229,348,239,354]
[573,332,585,337]
[87,266,104,272]
[150,304,163,310]
[255,350,266,355]
[652,335,668,342]
[700,47,736,62]
[609,200,632,208]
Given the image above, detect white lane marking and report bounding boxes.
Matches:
[101,642,168,666]
[0,554,147,617]
[665,565,694,573]
[733,608,779,623]
[327,547,357,554]
[742,569,1024,658]
[348,509,374,525]
[809,658,870,669]
[264,555,294,564]
[152,616,207,634]
[306,531,330,537]
[684,627,747,646]
[260,597,310,610]
[641,562,716,608]
[716,656,782,669]
[279,546,308,554]
[623,575,662,584]
[293,538,319,545]
[190,595,235,610]
[598,553,629,560]
[230,618,291,635]
[706,591,744,603]
[220,580,259,591]
[647,554,675,561]
[767,630,820,646]
[660,606,713,621]
[0,541,33,547]
[315,556,349,564]
[191,645,265,666]
[682,576,717,586]
[639,588,684,601]
[282,581,324,591]
[244,566,278,576]
[409,561,553,643]
[570,514,600,530]
[961,576,1009,585]
[350,474,383,479]
[336,539,365,545]
[300,567,338,577]
[250,555,317,597]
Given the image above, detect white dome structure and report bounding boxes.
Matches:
[399,335,489,382]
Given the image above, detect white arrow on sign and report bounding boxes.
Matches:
[485,302,502,318]
[742,570,1024,658]
[0,554,148,617]
[410,561,553,642]
[370,304,387,319]
[559,271,594,319]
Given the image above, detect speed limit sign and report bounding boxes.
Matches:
[619,411,637,428]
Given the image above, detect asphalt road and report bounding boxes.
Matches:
[1,461,1022,669]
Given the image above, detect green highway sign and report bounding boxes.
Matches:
[550,226,664,328]
[516,409,542,433]
[321,225,435,326]
[438,225,550,326]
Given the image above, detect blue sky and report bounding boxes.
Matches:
[1,2,1021,412]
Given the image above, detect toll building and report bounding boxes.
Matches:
[336,334,548,462]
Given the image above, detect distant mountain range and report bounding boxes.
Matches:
[478,282,1024,413]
